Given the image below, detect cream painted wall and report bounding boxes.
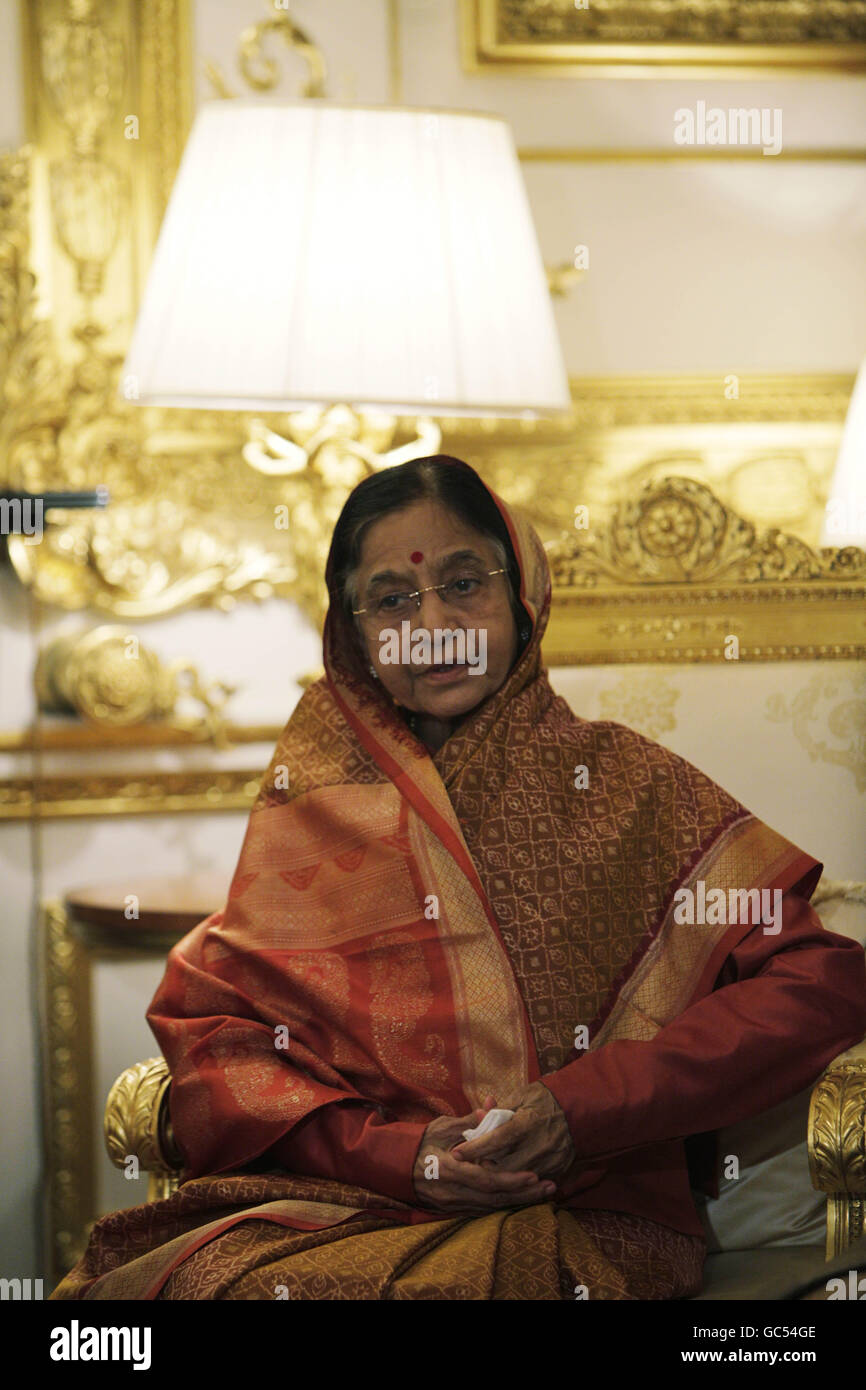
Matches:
[0,0,863,1283]
[397,0,866,372]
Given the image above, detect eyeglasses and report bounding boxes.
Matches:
[352,569,508,623]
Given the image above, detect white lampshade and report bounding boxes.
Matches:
[121,100,570,418]
[821,358,866,547]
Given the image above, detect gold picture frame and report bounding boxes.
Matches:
[461,0,866,77]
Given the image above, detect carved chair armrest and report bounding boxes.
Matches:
[104,1057,183,1201]
[808,1036,866,1259]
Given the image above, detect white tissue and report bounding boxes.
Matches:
[461,1107,515,1143]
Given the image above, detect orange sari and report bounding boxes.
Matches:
[51,474,865,1301]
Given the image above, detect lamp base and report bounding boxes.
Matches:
[241,403,442,477]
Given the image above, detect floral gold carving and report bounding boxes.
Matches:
[598,671,681,742]
[544,477,866,666]
[549,477,866,589]
[7,4,861,629]
[766,672,866,793]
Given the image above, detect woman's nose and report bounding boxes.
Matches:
[415,588,460,628]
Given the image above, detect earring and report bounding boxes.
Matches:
[520,625,530,642]
[368,664,378,679]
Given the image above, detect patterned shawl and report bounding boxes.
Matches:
[148,462,820,1182]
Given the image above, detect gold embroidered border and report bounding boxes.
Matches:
[76,1196,367,1302]
[412,816,530,1106]
[218,785,424,951]
[594,816,804,1046]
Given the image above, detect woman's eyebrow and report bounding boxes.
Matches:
[432,549,486,573]
[365,568,412,591]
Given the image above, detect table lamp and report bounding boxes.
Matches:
[121,99,571,473]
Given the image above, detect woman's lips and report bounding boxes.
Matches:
[417,663,470,684]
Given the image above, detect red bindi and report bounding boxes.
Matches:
[410,551,424,564]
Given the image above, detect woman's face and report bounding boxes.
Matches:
[352,499,521,721]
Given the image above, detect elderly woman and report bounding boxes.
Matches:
[53,455,865,1301]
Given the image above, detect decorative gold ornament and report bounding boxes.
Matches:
[204,0,328,101]
[104,1057,181,1201]
[0,146,73,499]
[34,625,235,735]
[808,1041,866,1257]
[39,3,126,155]
[549,476,866,589]
[546,260,587,297]
[544,476,866,666]
[36,0,129,362]
[41,899,189,1282]
[0,723,283,753]
[49,155,127,299]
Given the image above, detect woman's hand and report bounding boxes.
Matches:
[412,1093,557,1214]
[449,1081,576,1183]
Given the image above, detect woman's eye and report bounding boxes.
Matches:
[378,593,407,611]
[449,576,480,595]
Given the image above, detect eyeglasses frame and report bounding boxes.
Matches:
[352,568,508,618]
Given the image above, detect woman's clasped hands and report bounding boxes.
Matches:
[411,1082,577,1214]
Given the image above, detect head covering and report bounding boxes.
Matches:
[322,452,548,698]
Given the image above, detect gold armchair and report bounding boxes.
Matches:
[808,1037,866,1257]
[106,1037,866,1264]
[104,1058,182,1205]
